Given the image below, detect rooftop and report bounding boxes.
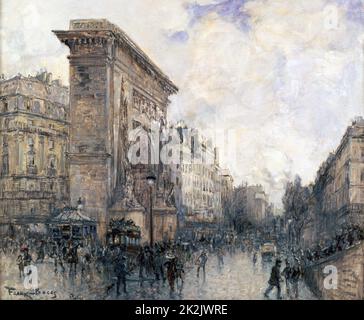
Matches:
[0,71,66,88]
[52,208,95,224]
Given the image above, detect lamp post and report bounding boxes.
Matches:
[146,173,156,247]
[287,218,293,249]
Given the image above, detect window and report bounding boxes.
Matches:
[361,170,364,183]
[26,99,32,111]
[33,101,40,112]
[49,140,54,150]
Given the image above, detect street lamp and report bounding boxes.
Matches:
[146,173,156,247]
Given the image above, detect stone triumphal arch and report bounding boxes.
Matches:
[54,19,178,242]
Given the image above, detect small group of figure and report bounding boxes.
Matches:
[164,252,185,294]
[282,258,302,299]
[135,244,186,295]
[264,258,302,300]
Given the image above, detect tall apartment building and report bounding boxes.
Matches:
[302,117,364,247]
[171,121,223,225]
[0,72,69,234]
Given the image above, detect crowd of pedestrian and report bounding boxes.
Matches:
[0,229,239,298]
[303,224,363,264]
[5,221,355,300]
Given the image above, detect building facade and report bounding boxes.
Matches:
[302,117,364,248]
[0,72,69,234]
[220,168,234,216]
[171,122,223,226]
[54,19,178,243]
[245,184,269,225]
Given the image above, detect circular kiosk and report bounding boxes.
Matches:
[50,207,97,241]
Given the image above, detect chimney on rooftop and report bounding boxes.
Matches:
[46,72,52,85]
[37,72,47,82]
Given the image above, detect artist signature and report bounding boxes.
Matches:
[5,286,57,299]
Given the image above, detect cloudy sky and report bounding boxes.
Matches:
[2,0,364,208]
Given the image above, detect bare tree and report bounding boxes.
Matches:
[282,175,311,248]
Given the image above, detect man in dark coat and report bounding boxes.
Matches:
[154,248,166,282]
[282,259,292,297]
[164,253,177,293]
[22,247,32,267]
[290,258,302,299]
[36,241,45,263]
[217,247,225,271]
[196,251,208,280]
[16,252,24,278]
[136,247,145,278]
[114,254,129,296]
[264,259,282,299]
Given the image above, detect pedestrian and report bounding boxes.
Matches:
[264,259,283,299]
[54,247,65,274]
[282,259,292,297]
[78,243,91,276]
[22,247,32,267]
[66,242,78,273]
[290,258,302,299]
[154,248,166,282]
[164,253,177,294]
[252,251,257,266]
[114,254,129,296]
[196,250,208,280]
[217,247,224,271]
[16,251,24,278]
[36,241,45,263]
[145,246,155,278]
[136,247,145,278]
[175,259,185,288]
